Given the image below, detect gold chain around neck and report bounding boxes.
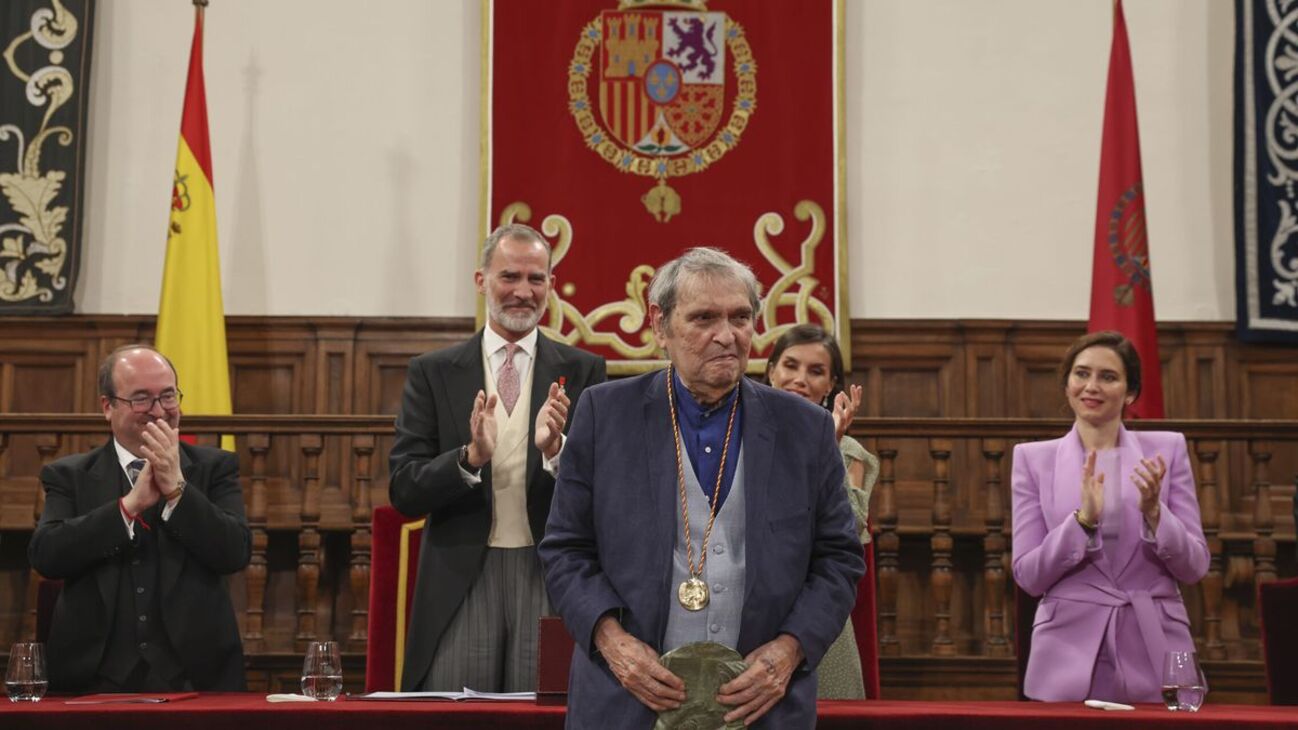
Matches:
[665,366,741,583]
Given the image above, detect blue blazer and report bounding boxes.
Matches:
[539,371,864,729]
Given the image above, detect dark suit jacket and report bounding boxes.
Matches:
[538,372,865,730]
[388,329,606,691]
[28,440,251,691]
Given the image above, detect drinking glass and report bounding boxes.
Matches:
[300,640,343,701]
[5,642,47,703]
[1162,650,1206,712]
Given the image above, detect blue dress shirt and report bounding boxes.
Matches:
[671,370,743,509]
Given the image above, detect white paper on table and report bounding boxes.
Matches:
[352,688,536,702]
[266,693,319,703]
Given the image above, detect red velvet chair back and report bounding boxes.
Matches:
[364,505,425,692]
[849,541,881,699]
[1259,576,1298,705]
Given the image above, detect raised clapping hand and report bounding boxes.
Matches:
[122,460,162,515]
[465,390,499,468]
[1079,449,1104,529]
[140,420,183,498]
[122,420,184,515]
[717,634,803,726]
[1133,454,1167,532]
[831,384,863,443]
[533,382,571,460]
[593,616,685,712]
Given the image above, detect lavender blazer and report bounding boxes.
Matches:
[1011,425,1209,702]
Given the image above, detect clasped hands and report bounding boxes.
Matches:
[1079,449,1167,533]
[122,420,184,515]
[593,615,802,726]
[464,382,570,468]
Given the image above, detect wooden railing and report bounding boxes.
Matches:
[1,415,1294,694]
[852,418,1298,666]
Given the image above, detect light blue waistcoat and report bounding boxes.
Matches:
[663,442,747,653]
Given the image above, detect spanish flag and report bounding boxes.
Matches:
[156,4,233,450]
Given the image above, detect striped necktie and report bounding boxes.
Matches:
[126,458,146,485]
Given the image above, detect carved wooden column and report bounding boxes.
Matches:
[981,439,1009,657]
[929,438,955,656]
[1192,440,1224,660]
[874,446,900,656]
[296,434,324,649]
[24,434,62,640]
[348,434,375,652]
[1249,440,1276,586]
[242,432,271,652]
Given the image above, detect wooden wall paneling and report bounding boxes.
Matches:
[850,321,963,417]
[980,438,1010,657]
[3,317,1297,700]
[894,533,935,654]
[314,326,358,504]
[244,432,271,652]
[353,319,474,508]
[1004,343,1068,419]
[348,434,375,651]
[878,358,958,417]
[0,339,94,527]
[229,353,309,414]
[1237,360,1298,420]
[353,322,472,415]
[296,433,323,649]
[872,442,900,656]
[1249,440,1278,586]
[964,341,1006,418]
[1156,332,1187,419]
[1237,357,1298,536]
[1183,328,1230,419]
[928,439,955,656]
[1192,438,1226,660]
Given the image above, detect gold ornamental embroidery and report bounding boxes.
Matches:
[499,199,834,374]
[0,0,79,305]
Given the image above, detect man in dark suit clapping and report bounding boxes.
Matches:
[29,345,250,692]
[389,224,605,692]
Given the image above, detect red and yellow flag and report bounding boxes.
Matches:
[156,5,233,449]
[1088,0,1164,419]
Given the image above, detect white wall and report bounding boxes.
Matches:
[75,0,1236,321]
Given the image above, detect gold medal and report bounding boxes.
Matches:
[666,367,740,614]
[678,577,710,611]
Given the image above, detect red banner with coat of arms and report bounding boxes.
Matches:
[485,0,844,373]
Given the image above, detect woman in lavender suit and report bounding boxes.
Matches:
[1012,331,1209,703]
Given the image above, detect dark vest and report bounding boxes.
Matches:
[98,476,185,687]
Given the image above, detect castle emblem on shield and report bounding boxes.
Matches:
[568,0,757,222]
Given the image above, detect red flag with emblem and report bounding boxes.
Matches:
[1088,0,1164,419]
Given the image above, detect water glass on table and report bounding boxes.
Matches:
[1162,650,1206,712]
[5,642,47,703]
[301,640,343,701]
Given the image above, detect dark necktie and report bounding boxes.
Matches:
[126,459,146,487]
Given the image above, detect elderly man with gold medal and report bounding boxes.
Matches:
[540,248,865,729]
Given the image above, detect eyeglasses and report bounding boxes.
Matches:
[107,389,183,413]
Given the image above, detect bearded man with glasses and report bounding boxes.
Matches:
[29,344,251,692]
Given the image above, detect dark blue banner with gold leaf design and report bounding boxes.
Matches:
[0,0,95,314]
[1235,0,1298,342]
